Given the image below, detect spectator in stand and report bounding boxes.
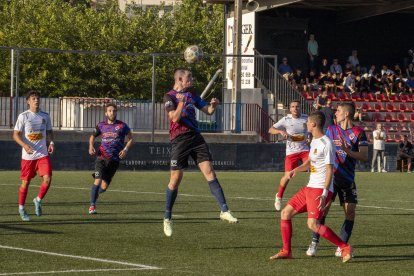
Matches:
[307,34,319,71]
[398,135,413,173]
[371,123,387,173]
[314,90,329,110]
[406,76,414,93]
[305,69,318,92]
[353,107,363,123]
[320,58,330,75]
[331,73,343,93]
[395,80,407,95]
[369,74,382,93]
[379,74,391,96]
[406,63,414,78]
[344,62,353,74]
[343,71,356,94]
[320,99,335,133]
[292,67,306,91]
[368,65,377,76]
[356,73,370,93]
[347,50,360,71]
[278,57,293,76]
[330,59,343,79]
[394,64,402,77]
[381,65,394,76]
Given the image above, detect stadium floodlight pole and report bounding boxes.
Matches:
[10,48,14,129]
[151,54,156,143]
[231,0,242,133]
[14,49,20,128]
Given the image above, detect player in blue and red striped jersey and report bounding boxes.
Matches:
[88,103,133,214]
[162,68,237,237]
[306,102,368,257]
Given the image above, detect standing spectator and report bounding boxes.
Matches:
[371,123,387,173]
[347,50,360,70]
[398,135,413,173]
[162,68,238,237]
[307,34,319,71]
[368,65,377,76]
[88,103,133,215]
[13,91,54,221]
[278,57,293,76]
[269,111,353,263]
[268,100,309,211]
[320,99,335,133]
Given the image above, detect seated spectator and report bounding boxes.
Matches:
[369,74,382,93]
[320,58,329,75]
[394,64,402,77]
[398,135,413,173]
[331,73,343,93]
[348,50,360,69]
[313,90,328,110]
[278,57,293,76]
[305,69,318,92]
[292,67,306,91]
[330,58,343,78]
[394,80,407,95]
[381,65,394,76]
[368,64,377,76]
[405,63,414,78]
[406,76,414,93]
[343,71,356,94]
[356,73,370,93]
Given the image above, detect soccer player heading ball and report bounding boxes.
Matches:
[162,68,237,237]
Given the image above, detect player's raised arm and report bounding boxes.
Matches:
[201,97,219,115]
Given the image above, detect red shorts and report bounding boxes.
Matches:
[287,186,333,219]
[21,156,52,181]
[285,151,309,171]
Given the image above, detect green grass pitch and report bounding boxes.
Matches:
[0,171,413,275]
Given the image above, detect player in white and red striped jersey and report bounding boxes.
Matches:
[269,111,352,263]
[269,100,310,211]
[13,91,54,221]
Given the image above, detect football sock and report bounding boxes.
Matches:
[98,187,107,194]
[311,216,326,243]
[317,224,346,248]
[281,219,292,252]
[90,184,100,206]
[37,182,50,200]
[165,187,178,220]
[208,179,229,212]
[277,183,287,198]
[19,186,29,206]
[339,219,354,243]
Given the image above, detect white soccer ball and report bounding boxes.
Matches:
[184,45,203,63]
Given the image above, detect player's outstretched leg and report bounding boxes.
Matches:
[208,178,238,223]
[306,216,325,257]
[275,175,289,211]
[164,187,178,237]
[89,184,100,214]
[19,183,30,221]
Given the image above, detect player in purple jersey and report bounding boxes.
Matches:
[162,68,238,237]
[306,102,368,257]
[88,103,133,214]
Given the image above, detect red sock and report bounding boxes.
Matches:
[277,184,286,198]
[281,219,292,252]
[317,224,347,248]
[38,182,50,200]
[19,186,29,206]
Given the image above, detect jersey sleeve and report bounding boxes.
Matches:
[358,130,369,146]
[93,125,101,138]
[193,94,207,110]
[14,114,24,132]
[272,117,286,130]
[163,94,176,113]
[124,123,131,135]
[324,140,335,165]
[46,114,52,131]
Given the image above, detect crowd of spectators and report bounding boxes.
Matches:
[279,51,414,97]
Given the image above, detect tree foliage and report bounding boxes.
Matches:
[0,0,224,100]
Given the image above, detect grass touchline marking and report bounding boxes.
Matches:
[1,183,414,211]
[0,245,161,270]
[0,268,150,275]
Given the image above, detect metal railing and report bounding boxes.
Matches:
[1,97,274,138]
[254,49,312,115]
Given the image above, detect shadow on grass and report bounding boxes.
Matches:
[0,224,61,235]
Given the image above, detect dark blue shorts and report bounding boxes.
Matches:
[332,180,358,205]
